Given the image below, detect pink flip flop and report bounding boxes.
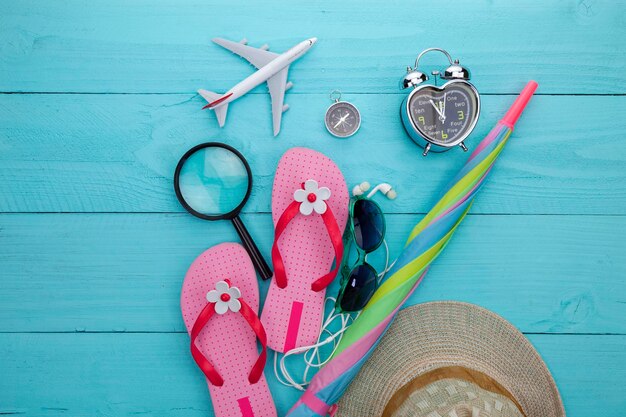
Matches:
[261,148,349,353]
[181,243,276,417]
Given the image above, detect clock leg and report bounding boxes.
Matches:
[422,143,431,157]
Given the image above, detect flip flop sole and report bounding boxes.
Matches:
[262,148,349,353]
[181,243,276,417]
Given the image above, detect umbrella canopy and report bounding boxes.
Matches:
[286,81,539,417]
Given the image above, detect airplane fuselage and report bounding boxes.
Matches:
[210,38,316,109]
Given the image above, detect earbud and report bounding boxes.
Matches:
[385,187,398,200]
[352,181,371,197]
[367,183,397,200]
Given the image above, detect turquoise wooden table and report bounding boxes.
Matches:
[1,1,625,416]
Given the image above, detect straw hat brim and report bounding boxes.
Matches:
[336,301,565,417]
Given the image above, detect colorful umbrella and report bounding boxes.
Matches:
[286,81,539,417]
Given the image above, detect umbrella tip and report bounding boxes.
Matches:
[501,81,538,129]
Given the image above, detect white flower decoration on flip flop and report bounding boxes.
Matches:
[294,179,331,216]
[206,280,241,315]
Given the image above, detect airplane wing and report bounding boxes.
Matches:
[212,38,278,69]
[266,66,289,136]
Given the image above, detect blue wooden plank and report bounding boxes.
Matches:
[1,213,624,334]
[0,1,624,94]
[1,1,624,416]
[1,94,624,214]
[0,333,624,417]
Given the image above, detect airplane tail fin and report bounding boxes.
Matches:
[198,89,229,127]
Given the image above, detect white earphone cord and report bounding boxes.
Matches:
[273,297,355,391]
[274,240,395,391]
[274,181,398,390]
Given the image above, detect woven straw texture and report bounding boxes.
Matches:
[390,378,523,417]
[336,301,565,417]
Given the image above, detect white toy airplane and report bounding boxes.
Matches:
[199,37,317,136]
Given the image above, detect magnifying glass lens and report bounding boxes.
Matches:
[174,142,272,280]
[177,146,249,216]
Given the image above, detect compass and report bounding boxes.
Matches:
[325,91,361,138]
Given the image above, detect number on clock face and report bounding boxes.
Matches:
[408,83,478,146]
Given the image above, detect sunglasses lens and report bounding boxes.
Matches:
[353,199,384,252]
[339,264,377,312]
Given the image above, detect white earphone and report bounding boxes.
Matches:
[352,181,370,196]
[352,181,397,200]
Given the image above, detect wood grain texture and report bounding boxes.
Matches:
[1,0,625,415]
[1,213,624,334]
[0,1,624,94]
[1,333,625,417]
[1,94,625,214]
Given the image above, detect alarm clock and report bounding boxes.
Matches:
[399,48,480,156]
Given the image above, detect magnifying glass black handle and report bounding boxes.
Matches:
[231,215,273,280]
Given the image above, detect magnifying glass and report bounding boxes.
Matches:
[174,142,272,280]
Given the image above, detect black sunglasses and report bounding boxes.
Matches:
[335,197,386,312]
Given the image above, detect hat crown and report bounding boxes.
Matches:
[388,376,524,417]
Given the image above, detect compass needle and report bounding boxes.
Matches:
[334,113,349,129]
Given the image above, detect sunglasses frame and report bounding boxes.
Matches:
[335,195,387,313]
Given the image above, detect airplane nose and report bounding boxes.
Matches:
[309,37,318,45]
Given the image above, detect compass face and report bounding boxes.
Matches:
[406,81,479,147]
[325,101,361,138]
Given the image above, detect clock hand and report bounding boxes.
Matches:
[429,100,445,119]
[441,93,448,115]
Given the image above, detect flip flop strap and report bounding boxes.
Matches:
[190,298,267,386]
[190,302,223,386]
[239,299,267,384]
[272,201,344,292]
[271,201,301,289]
[311,205,343,291]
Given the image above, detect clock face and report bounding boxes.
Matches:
[407,81,479,147]
[325,101,361,138]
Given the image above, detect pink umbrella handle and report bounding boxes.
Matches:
[500,81,538,129]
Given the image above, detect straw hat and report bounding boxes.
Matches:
[336,301,565,417]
